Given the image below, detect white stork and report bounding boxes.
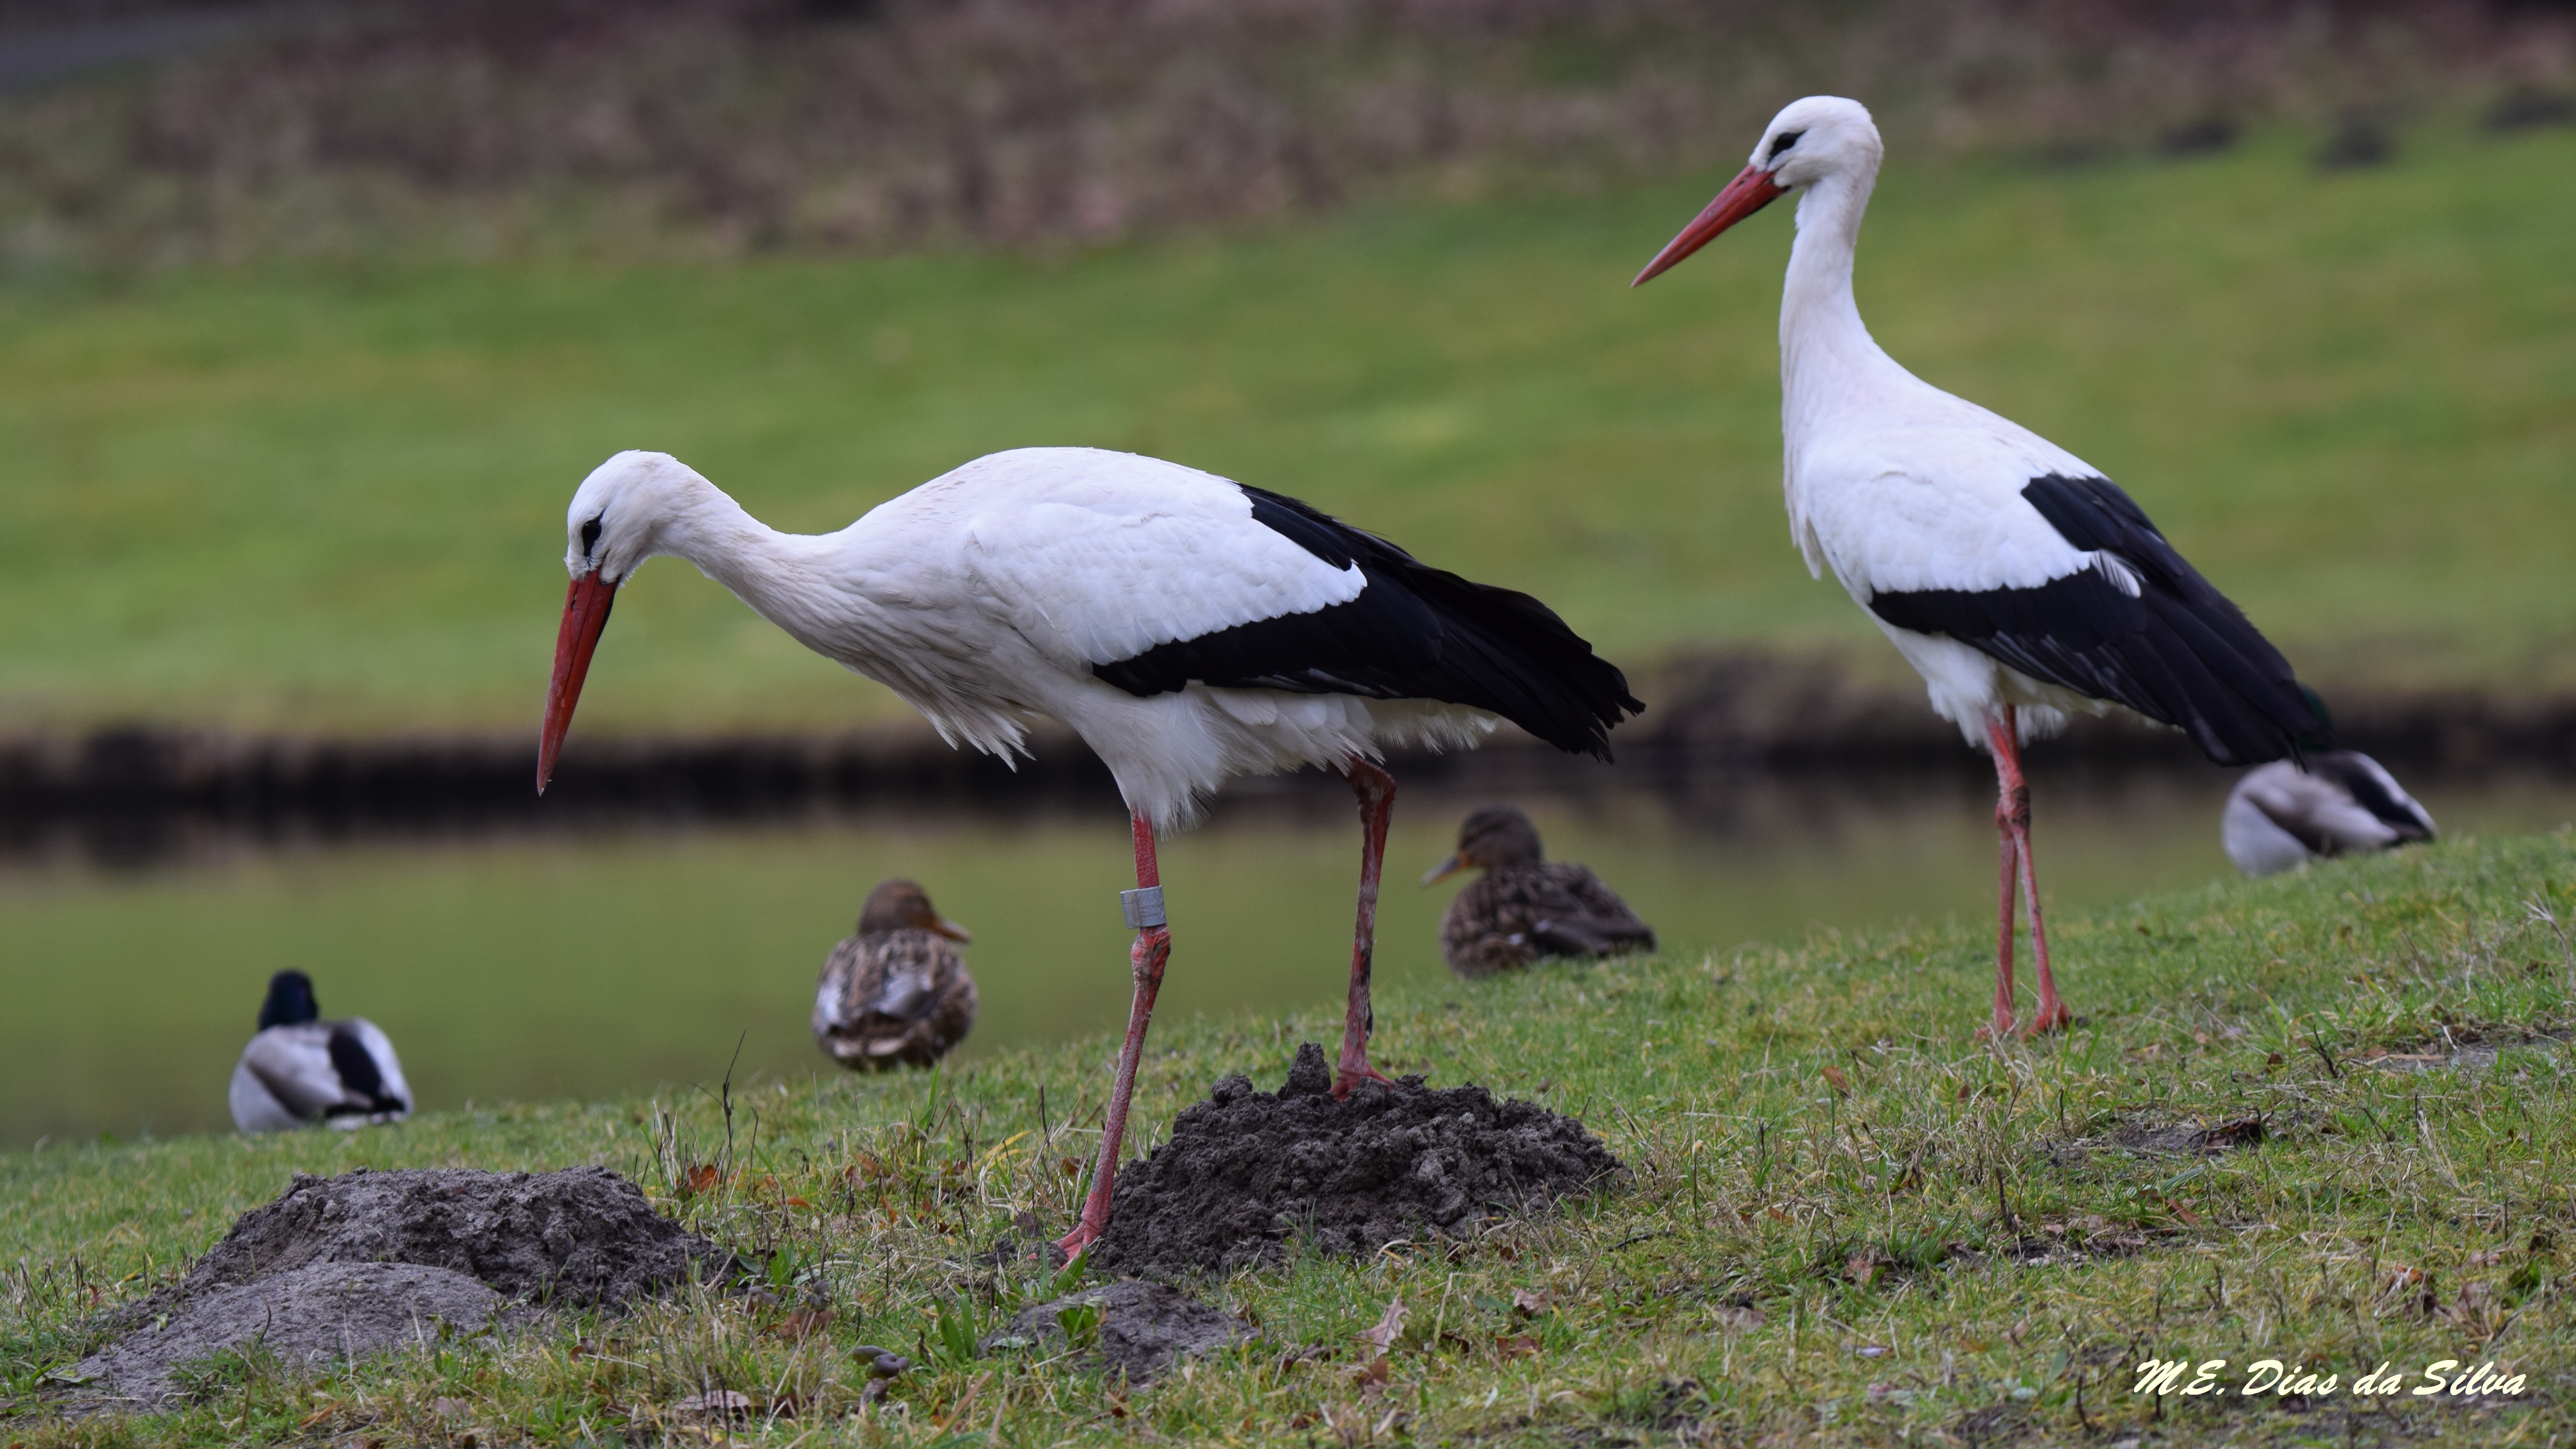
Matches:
[535,447,1641,1253]
[1632,96,2326,1038]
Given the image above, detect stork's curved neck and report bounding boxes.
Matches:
[1781,160,1912,437]
[644,478,842,641]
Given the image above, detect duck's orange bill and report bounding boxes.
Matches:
[538,571,616,794]
[1631,163,1787,287]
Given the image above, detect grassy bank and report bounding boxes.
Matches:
[2,110,2573,738]
[5,829,2571,1445]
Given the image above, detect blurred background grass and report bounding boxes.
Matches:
[2,112,2573,735]
[3,0,2575,1150]
[0,1,2572,738]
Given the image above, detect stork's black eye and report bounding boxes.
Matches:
[1767,130,1805,163]
[579,516,603,556]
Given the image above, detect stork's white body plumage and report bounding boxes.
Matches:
[1637,95,2323,1036]
[565,448,1497,829]
[539,444,1638,1254]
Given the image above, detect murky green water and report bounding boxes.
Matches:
[7,770,2571,1147]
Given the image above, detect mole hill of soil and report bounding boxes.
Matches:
[65,1166,735,1410]
[1094,1043,1621,1276]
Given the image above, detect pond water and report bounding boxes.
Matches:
[6,764,2572,1148]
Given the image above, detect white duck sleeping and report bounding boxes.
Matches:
[228,969,411,1132]
[2222,751,2435,877]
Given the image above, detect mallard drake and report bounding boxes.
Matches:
[1420,805,1655,978]
[813,879,978,1070]
[228,970,411,1133]
[2223,752,2434,877]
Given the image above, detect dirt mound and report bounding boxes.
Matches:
[984,1279,1253,1382]
[1093,1044,1620,1276]
[68,1263,514,1409]
[166,1166,736,1308]
[63,1166,735,1412]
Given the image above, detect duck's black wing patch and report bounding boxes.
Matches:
[1864,473,2323,766]
[1089,485,1643,759]
[325,1024,404,1115]
[2316,753,2434,840]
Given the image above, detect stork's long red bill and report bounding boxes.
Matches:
[537,571,616,794]
[1631,163,1788,287]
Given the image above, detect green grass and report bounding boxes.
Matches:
[1,112,2572,735]
[5,829,2572,1445]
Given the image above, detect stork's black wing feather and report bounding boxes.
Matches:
[1089,486,1643,759]
[1864,473,2323,766]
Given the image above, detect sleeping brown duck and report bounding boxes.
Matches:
[1420,805,1655,978]
[813,879,978,1070]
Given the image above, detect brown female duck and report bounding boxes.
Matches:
[813,879,978,1070]
[1420,805,1655,977]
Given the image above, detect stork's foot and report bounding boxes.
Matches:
[1054,1221,1100,1262]
[1974,1011,2019,1045]
[2020,995,2073,1037]
[1330,1060,1397,1100]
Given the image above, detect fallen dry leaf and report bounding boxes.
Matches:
[673,1390,754,1421]
[1713,1302,1765,1331]
[772,1308,832,1341]
[1820,1065,1851,1095]
[1355,1296,1407,1357]
[682,1164,723,1196]
[431,1397,472,1418]
[1496,1334,1541,1358]
[1846,1251,1883,1286]
[1510,1288,1555,1316]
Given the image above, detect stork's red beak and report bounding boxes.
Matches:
[1631,164,1788,287]
[537,571,616,794]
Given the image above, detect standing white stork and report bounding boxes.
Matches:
[536,447,1641,1254]
[1632,96,2325,1038]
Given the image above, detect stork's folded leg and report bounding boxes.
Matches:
[2011,787,2072,1036]
[1987,784,2021,1042]
[1058,811,1170,1260]
[1333,757,1400,1098]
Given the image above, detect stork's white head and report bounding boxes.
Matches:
[1632,96,1881,286]
[540,448,718,793]
[563,449,714,587]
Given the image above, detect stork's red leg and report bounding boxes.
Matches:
[1057,811,1170,1260]
[1333,757,1400,1098]
[2008,777,2072,1036]
[1982,709,2071,1037]
[1985,718,2021,1042]
[1983,710,2025,1040]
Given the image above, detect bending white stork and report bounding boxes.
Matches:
[1632,96,2326,1038]
[2223,751,2434,877]
[535,446,1641,1253]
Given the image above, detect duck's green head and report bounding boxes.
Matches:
[258,969,320,1030]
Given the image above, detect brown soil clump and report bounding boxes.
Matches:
[985,1279,1253,1382]
[1092,1044,1620,1276]
[63,1166,735,1411]
[163,1166,733,1308]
